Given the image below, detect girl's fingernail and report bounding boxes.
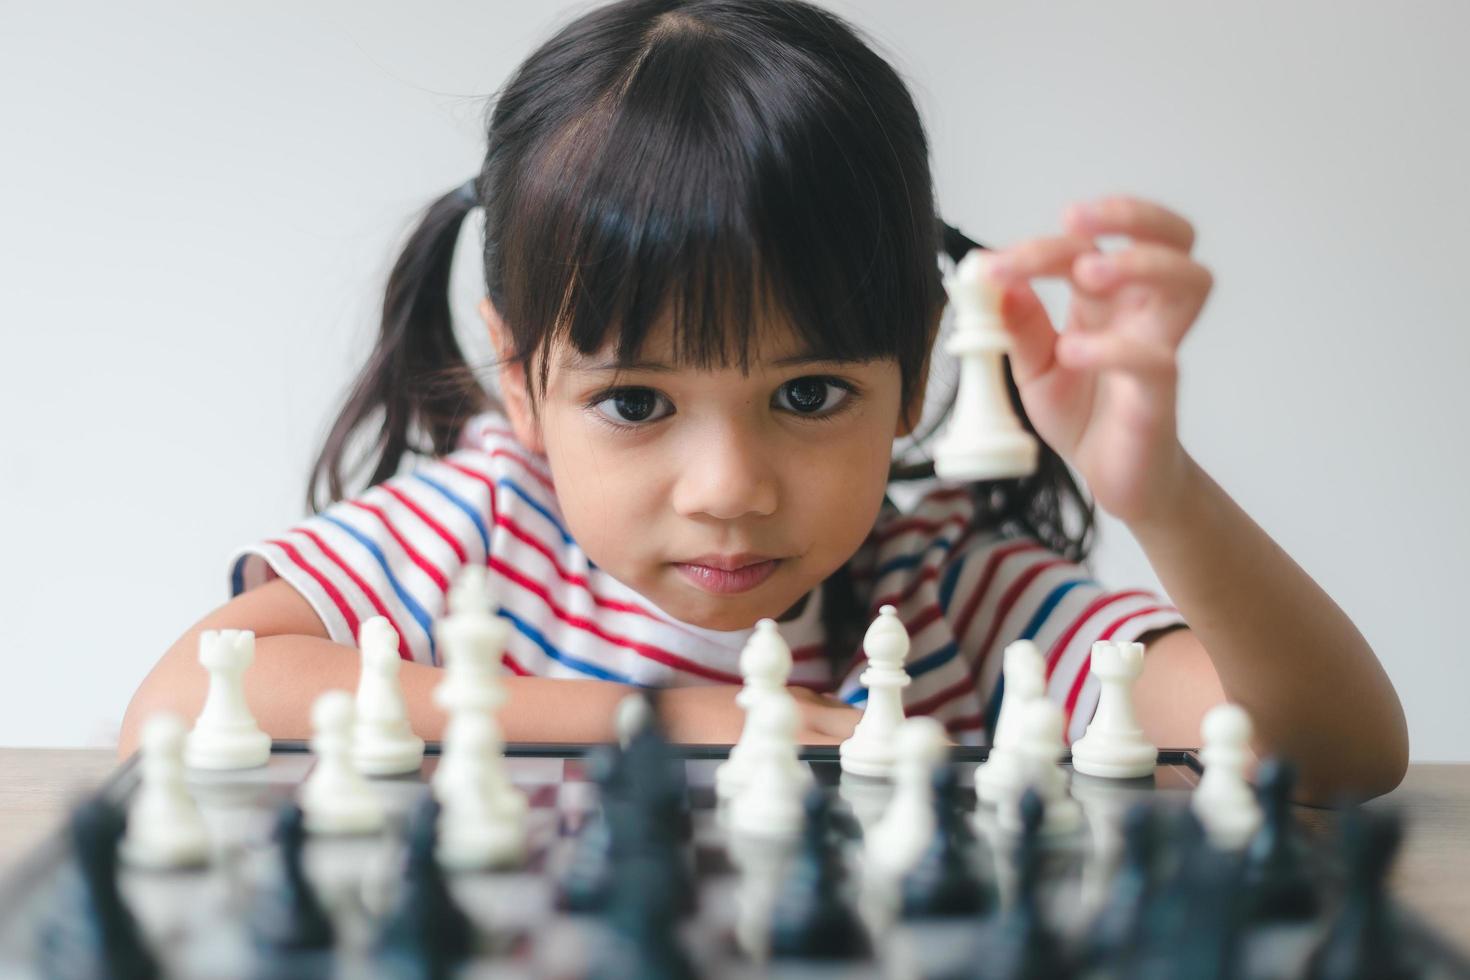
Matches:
[1067,203,1097,227]
[985,254,1011,279]
[1079,253,1114,281]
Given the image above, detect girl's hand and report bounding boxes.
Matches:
[984,195,1213,525]
[656,684,860,745]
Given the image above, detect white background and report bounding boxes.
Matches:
[3,1,1466,758]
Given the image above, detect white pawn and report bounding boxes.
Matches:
[122,713,209,868]
[1191,703,1262,849]
[717,619,794,802]
[839,606,913,779]
[353,617,425,776]
[975,640,1046,806]
[865,716,950,880]
[185,629,270,770]
[729,695,807,840]
[933,249,1039,481]
[1071,641,1158,779]
[997,699,1080,836]
[299,690,385,835]
[435,712,527,869]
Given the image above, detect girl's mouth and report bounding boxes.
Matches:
[672,558,781,595]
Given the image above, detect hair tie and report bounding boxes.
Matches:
[455,178,478,208]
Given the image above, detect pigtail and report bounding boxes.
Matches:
[306,179,490,513]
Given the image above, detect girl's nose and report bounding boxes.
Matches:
[670,424,779,521]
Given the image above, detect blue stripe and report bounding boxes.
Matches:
[938,549,970,612]
[499,477,575,548]
[872,536,954,580]
[982,578,1097,733]
[319,513,439,665]
[410,472,491,557]
[230,555,246,597]
[844,639,961,705]
[497,608,642,685]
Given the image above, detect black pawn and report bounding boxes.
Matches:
[249,802,334,956]
[374,793,475,980]
[969,789,1070,980]
[769,786,871,961]
[1304,808,1422,980]
[37,795,159,980]
[1080,802,1160,969]
[589,852,699,980]
[1243,757,1320,921]
[901,766,995,919]
[558,744,619,912]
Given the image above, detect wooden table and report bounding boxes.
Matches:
[1,750,1467,951]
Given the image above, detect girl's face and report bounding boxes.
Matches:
[483,300,920,631]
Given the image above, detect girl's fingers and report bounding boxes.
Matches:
[1064,195,1197,253]
[1056,330,1178,380]
[993,275,1061,386]
[1072,243,1213,304]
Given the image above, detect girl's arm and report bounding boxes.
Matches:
[1130,455,1407,804]
[119,579,851,757]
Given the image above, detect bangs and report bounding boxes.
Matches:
[496,9,942,397]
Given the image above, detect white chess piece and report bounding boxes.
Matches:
[433,566,511,716]
[614,692,654,750]
[729,695,807,840]
[1071,641,1158,779]
[975,640,1046,806]
[997,699,1080,836]
[185,629,270,770]
[839,606,912,779]
[299,690,385,835]
[435,711,528,869]
[1191,703,1262,849]
[353,617,425,776]
[717,619,795,802]
[865,716,950,880]
[933,249,1039,481]
[121,713,209,868]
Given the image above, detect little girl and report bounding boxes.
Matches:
[122,0,1405,802]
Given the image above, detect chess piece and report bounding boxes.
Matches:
[975,640,1047,806]
[434,711,527,869]
[614,692,654,750]
[865,716,950,880]
[730,695,808,840]
[433,565,512,716]
[768,787,871,960]
[375,793,474,977]
[717,619,794,802]
[900,766,995,919]
[249,802,334,955]
[299,690,385,835]
[998,699,1080,836]
[1078,802,1160,969]
[968,790,1067,980]
[37,796,159,980]
[121,713,209,869]
[933,248,1039,481]
[1192,703,1262,850]
[839,606,912,778]
[185,629,270,770]
[1071,640,1158,779]
[557,745,620,912]
[1242,758,1320,921]
[353,617,425,776]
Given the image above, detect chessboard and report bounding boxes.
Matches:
[0,740,1467,980]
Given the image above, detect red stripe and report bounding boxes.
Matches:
[291,528,413,662]
[345,499,451,595]
[791,643,826,663]
[487,557,743,685]
[945,712,986,733]
[378,483,467,564]
[1042,590,1154,678]
[502,652,529,676]
[456,445,555,494]
[436,459,500,535]
[873,511,968,547]
[266,537,363,649]
[1062,606,1173,726]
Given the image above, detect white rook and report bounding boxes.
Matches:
[185,629,270,770]
[1071,640,1158,779]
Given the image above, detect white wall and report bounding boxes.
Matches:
[3,1,1466,758]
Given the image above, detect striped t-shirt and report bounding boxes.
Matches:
[229,411,1187,744]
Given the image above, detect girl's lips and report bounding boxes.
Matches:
[673,558,781,595]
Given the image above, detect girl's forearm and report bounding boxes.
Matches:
[1128,451,1408,800]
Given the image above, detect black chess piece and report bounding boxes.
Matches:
[37,794,159,980]
[605,726,696,915]
[966,789,1071,980]
[249,802,335,956]
[588,851,699,980]
[769,786,872,961]
[558,744,619,912]
[1243,757,1320,921]
[373,793,475,980]
[1078,801,1160,970]
[1304,807,1423,980]
[901,765,996,919]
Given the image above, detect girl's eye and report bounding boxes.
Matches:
[591,387,672,426]
[773,377,853,416]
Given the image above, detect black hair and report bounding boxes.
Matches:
[308,0,1095,666]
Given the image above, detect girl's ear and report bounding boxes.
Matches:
[480,298,546,454]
